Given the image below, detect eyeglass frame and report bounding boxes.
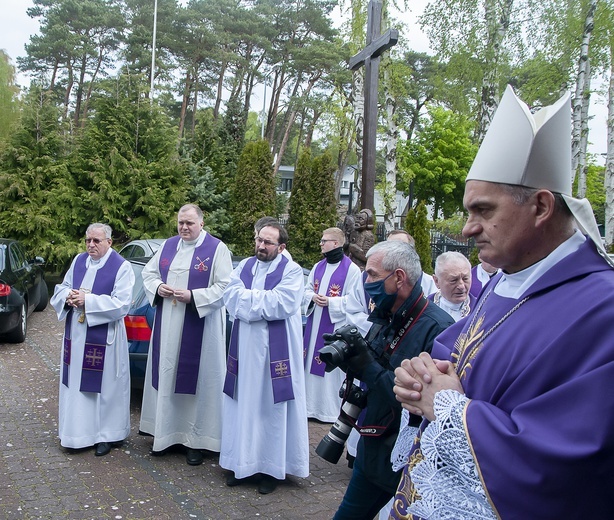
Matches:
[85,237,109,244]
[255,236,280,248]
[319,239,337,245]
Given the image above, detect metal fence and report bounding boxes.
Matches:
[375,222,474,268]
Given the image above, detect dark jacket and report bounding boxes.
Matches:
[354,281,455,494]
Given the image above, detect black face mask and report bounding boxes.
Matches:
[364,272,398,313]
[323,247,344,264]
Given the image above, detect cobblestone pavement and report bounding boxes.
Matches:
[0,307,353,519]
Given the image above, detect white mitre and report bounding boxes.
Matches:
[466,85,614,268]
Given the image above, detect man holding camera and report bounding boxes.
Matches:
[328,240,454,519]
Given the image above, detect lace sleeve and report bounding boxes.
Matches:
[391,408,418,472]
[408,389,497,520]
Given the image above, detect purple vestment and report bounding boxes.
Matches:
[223,255,295,404]
[151,234,220,394]
[391,239,614,519]
[63,251,125,393]
[303,255,352,376]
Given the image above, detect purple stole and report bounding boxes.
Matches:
[223,255,295,404]
[151,233,220,394]
[303,255,352,376]
[62,251,125,393]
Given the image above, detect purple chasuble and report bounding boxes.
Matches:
[151,233,220,394]
[390,240,614,519]
[223,255,295,404]
[62,251,125,393]
[303,255,352,376]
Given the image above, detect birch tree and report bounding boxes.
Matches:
[605,19,614,250]
[420,0,537,142]
[571,0,598,195]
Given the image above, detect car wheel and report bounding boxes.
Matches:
[35,281,49,312]
[8,302,27,343]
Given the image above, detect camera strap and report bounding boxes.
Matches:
[343,295,428,437]
[381,293,428,367]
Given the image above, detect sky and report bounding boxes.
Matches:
[0,0,608,159]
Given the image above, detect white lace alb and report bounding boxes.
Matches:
[408,390,497,520]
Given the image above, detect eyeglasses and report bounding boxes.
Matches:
[319,239,336,244]
[85,238,106,244]
[255,236,279,247]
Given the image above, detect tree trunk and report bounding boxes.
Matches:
[73,54,88,129]
[303,108,321,150]
[381,65,398,234]
[605,47,614,250]
[178,71,192,139]
[63,64,74,123]
[477,0,514,143]
[267,69,285,143]
[81,54,104,128]
[191,80,198,135]
[572,0,597,187]
[273,73,320,176]
[335,98,354,204]
[213,61,228,121]
[577,61,592,198]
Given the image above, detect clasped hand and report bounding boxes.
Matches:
[312,294,329,307]
[66,289,85,308]
[158,283,190,304]
[393,352,464,422]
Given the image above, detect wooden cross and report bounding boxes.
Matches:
[349,0,398,213]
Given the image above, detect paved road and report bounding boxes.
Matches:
[0,307,353,519]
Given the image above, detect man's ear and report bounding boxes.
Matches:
[432,274,440,289]
[395,268,408,287]
[278,243,286,252]
[534,190,556,226]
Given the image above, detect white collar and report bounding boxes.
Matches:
[494,230,585,299]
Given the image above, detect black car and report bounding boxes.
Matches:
[0,239,48,343]
[124,255,309,389]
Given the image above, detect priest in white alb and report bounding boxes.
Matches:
[51,223,135,457]
[221,222,309,495]
[303,226,362,422]
[139,204,232,466]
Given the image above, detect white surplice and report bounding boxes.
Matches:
[51,249,135,449]
[302,259,362,422]
[220,254,309,480]
[139,231,232,452]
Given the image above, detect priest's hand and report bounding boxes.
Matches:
[312,294,329,307]
[157,283,174,298]
[67,289,85,308]
[393,353,463,422]
[173,289,192,304]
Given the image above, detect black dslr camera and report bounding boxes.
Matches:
[315,378,368,464]
[316,325,373,463]
[318,324,367,372]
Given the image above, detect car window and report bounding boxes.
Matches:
[129,262,149,308]
[120,245,135,258]
[0,245,6,273]
[9,243,27,271]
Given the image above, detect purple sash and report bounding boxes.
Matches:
[151,233,220,394]
[62,251,125,393]
[303,256,352,376]
[223,255,295,404]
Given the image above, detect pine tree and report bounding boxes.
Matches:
[0,84,81,271]
[286,149,338,267]
[72,73,187,244]
[230,140,277,255]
